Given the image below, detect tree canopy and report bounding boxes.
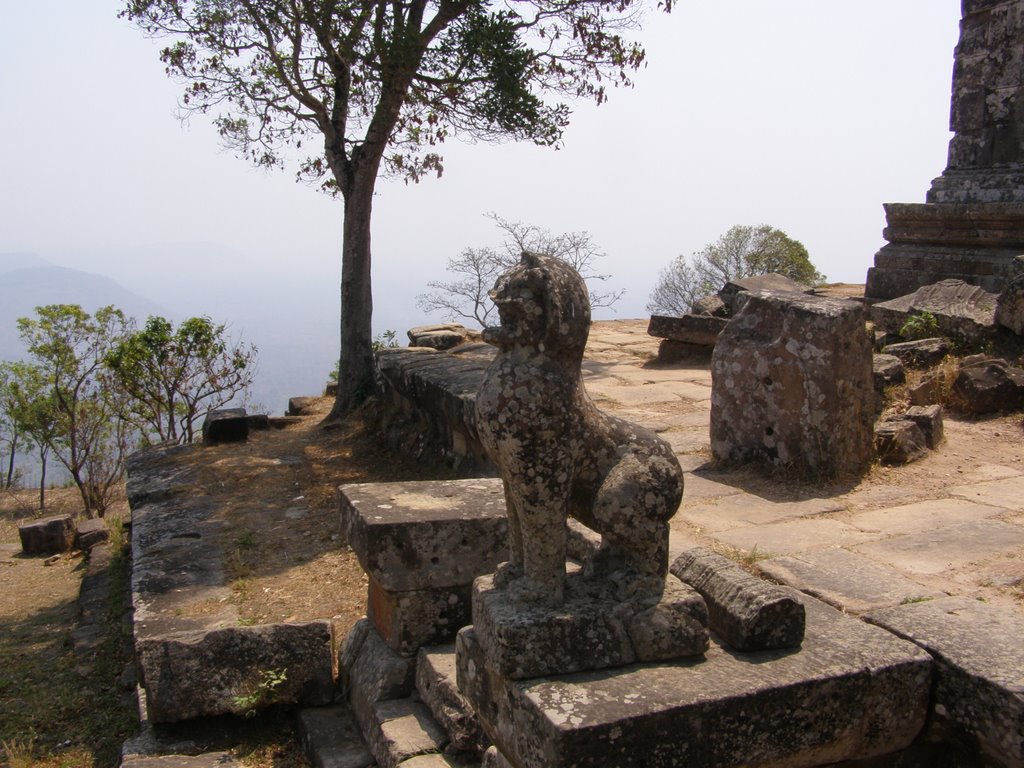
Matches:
[107,316,257,444]
[11,305,134,516]
[122,0,664,416]
[1,307,257,514]
[418,213,623,326]
[647,224,825,317]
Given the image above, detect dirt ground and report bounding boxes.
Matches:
[174,396,456,632]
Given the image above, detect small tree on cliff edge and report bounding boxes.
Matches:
[647,224,825,317]
[122,0,668,420]
[418,213,624,327]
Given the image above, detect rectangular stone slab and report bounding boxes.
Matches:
[457,595,932,768]
[865,595,1024,768]
[339,479,508,591]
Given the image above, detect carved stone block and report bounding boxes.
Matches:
[469,572,708,680]
[670,547,805,651]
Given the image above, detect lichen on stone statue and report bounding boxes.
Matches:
[475,251,684,608]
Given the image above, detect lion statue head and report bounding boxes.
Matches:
[481,251,591,361]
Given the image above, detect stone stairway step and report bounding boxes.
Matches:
[296,705,376,768]
[399,754,479,767]
[369,697,449,768]
[415,645,489,756]
[121,753,242,766]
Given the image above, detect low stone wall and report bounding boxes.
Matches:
[372,343,496,474]
[125,446,334,724]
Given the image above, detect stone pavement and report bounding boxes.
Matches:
[582,320,1024,616]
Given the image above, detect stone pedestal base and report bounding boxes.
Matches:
[470,572,708,680]
[457,595,933,768]
[865,203,1024,301]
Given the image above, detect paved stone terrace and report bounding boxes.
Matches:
[581,320,1024,615]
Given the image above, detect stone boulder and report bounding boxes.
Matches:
[286,396,319,416]
[903,404,944,449]
[874,420,929,465]
[75,518,110,551]
[691,294,728,316]
[655,339,714,364]
[710,291,874,477]
[873,354,906,392]
[407,324,476,351]
[881,338,950,369]
[718,273,809,314]
[647,314,729,346]
[908,372,945,406]
[870,279,999,344]
[996,273,1024,336]
[952,357,1024,414]
[19,514,76,555]
[202,408,250,443]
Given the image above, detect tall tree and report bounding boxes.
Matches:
[107,316,257,444]
[418,213,623,326]
[648,224,825,317]
[0,367,25,490]
[122,0,663,418]
[15,305,134,517]
[0,362,58,510]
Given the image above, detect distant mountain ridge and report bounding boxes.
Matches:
[0,255,169,363]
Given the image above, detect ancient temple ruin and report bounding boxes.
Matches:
[866,0,1024,299]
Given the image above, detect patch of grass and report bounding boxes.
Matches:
[712,543,775,573]
[899,596,932,605]
[899,311,940,341]
[232,668,288,718]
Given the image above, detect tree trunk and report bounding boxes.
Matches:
[38,451,46,513]
[4,432,16,489]
[327,167,378,420]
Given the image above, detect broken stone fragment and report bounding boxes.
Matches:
[718,273,809,313]
[407,323,474,350]
[874,420,929,465]
[670,547,805,651]
[952,357,1024,414]
[691,294,728,317]
[647,314,728,346]
[903,404,944,449]
[881,338,950,369]
[996,273,1024,335]
[74,518,110,551]
[908,372,945,406]
[871,279,999,344]
[286,396,318,416]
[18,515,75,555]
[872,354,906,392]
[201,408,250,443]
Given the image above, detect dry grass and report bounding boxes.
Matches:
[0,519,135,768]
[1,399,455,767]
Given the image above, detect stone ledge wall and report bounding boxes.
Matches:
[372,344,496,475]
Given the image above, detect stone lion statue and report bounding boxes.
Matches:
[476,252,684,607]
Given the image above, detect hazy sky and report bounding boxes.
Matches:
[1,0,961,336]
